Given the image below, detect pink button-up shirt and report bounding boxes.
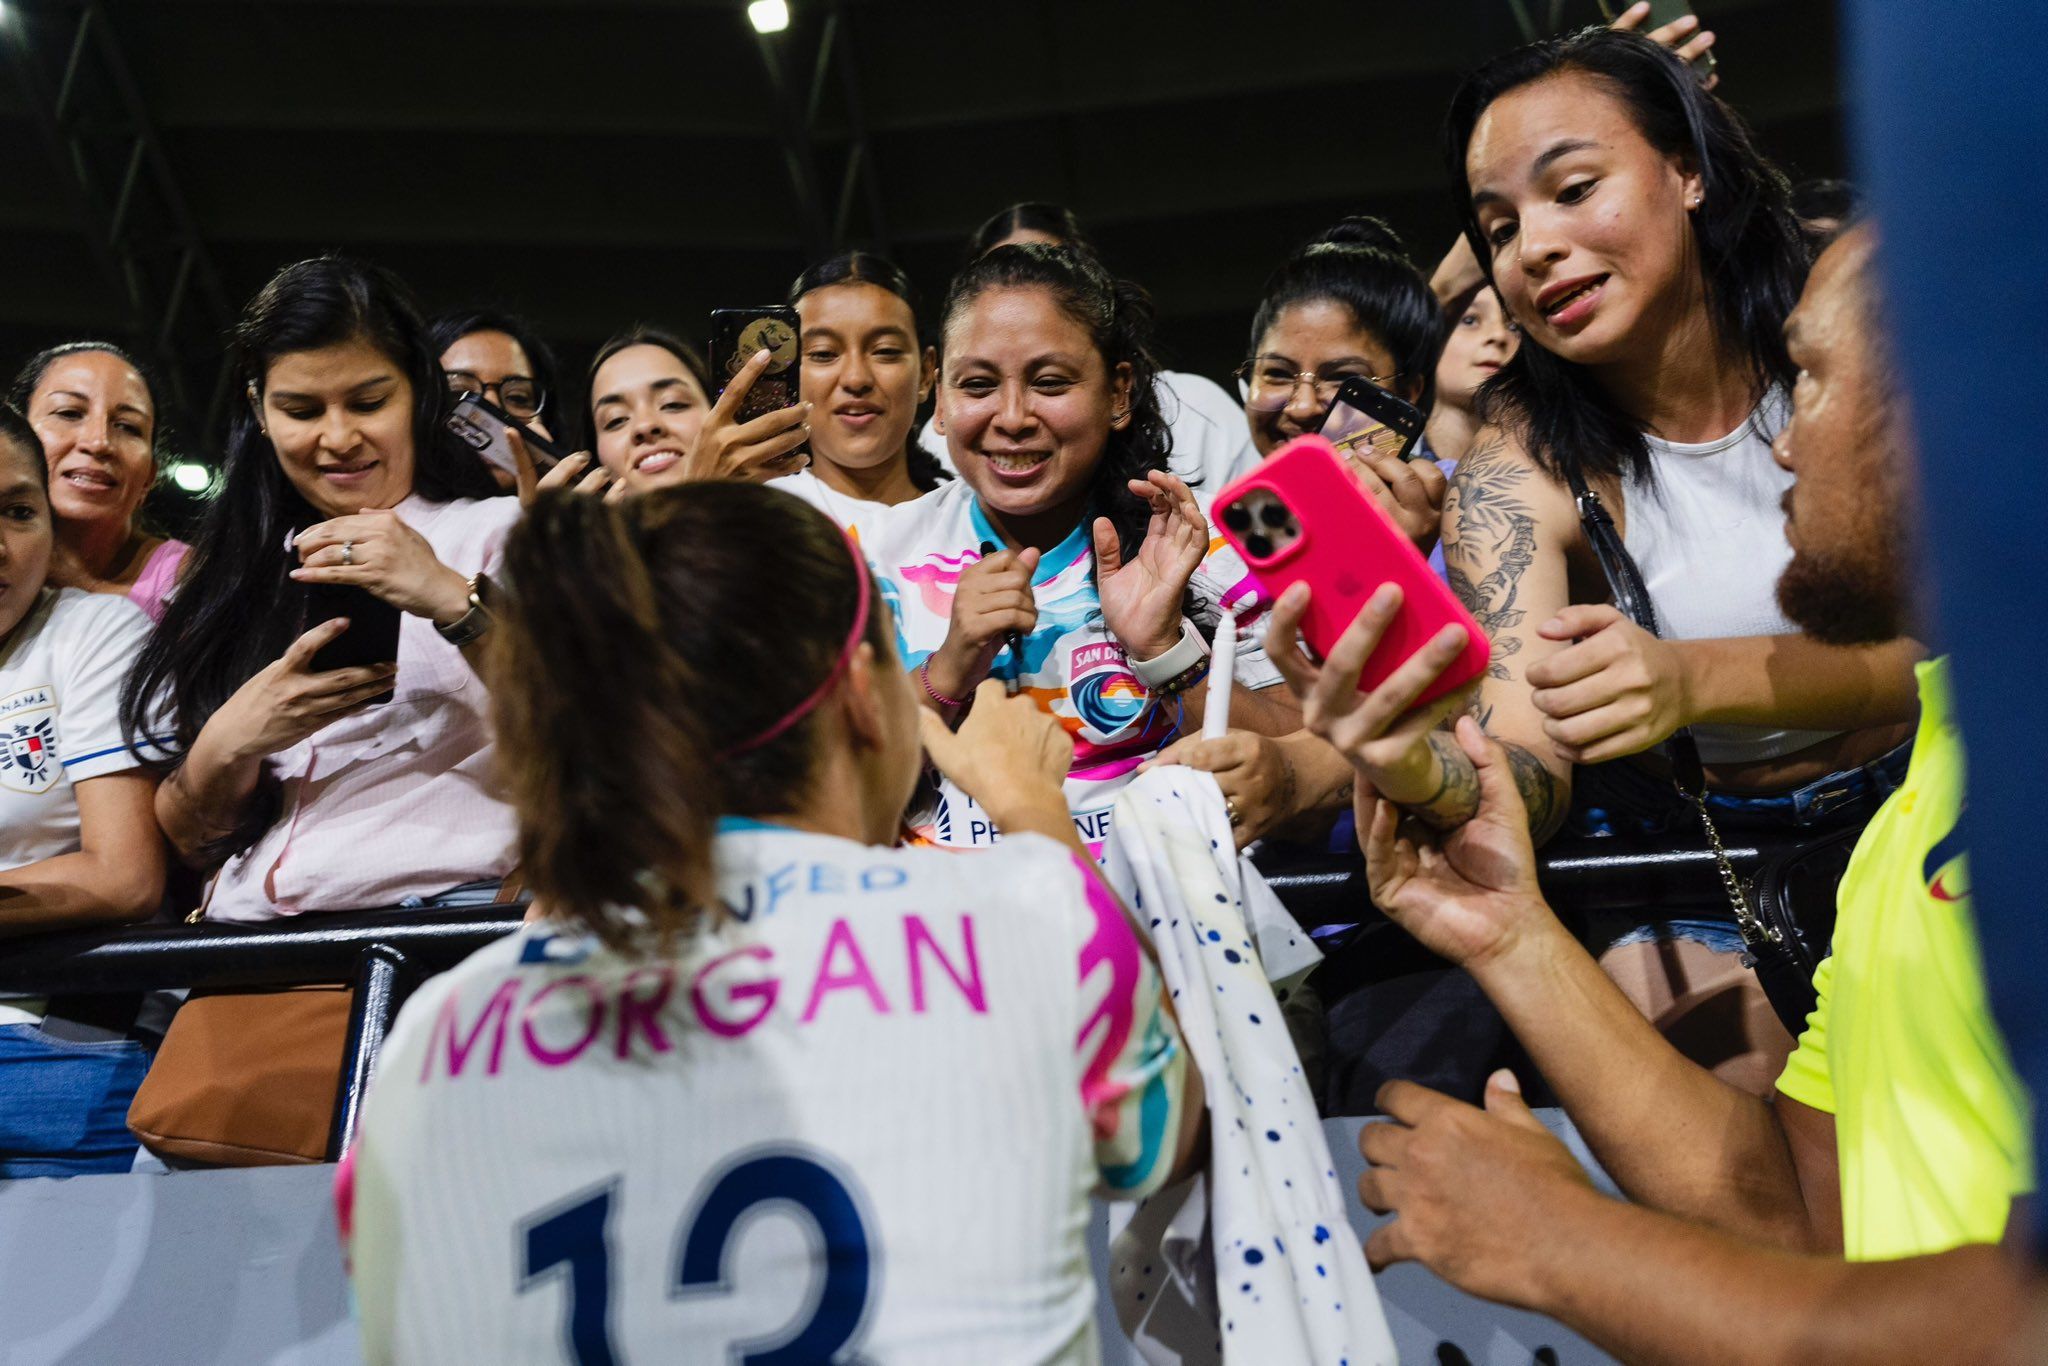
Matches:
[202,494,522,923]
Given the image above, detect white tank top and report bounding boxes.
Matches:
[1621,388,1840,766]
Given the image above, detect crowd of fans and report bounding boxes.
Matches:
[0,6,2032,1363]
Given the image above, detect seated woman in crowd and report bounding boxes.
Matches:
[0,405,167,1176]
[119,256,519,920]
[919,201,1261,492]
[10,342,188,622]
[771,250,947,518]
[343,484,1199,1363]
[585,326,810,496]
[1301,29,1923,1090]
[429,309,572,489]
[797,243,1297,852]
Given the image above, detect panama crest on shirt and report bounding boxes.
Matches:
[0,687,59,795]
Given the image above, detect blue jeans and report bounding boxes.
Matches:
[0,1021,154,1178]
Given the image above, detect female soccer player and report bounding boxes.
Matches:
[343,483,1202,1364]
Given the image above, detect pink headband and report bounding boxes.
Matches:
[719,531,874,758]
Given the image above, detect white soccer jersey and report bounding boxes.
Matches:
[343,823,1187,1365]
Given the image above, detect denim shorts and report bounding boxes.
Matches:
[1563,738,1913,959]
[0,1020,154,1178]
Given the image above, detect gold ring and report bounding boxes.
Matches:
[1225,795,1243,827]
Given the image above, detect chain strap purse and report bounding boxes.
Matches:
[1561,465,1833,1034]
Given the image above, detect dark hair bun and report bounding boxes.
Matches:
[1309,215,1411,260]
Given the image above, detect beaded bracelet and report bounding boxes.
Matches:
[918,659,969,713]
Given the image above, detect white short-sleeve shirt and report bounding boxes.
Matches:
[0,587,155,868]
[0,588,156,1024]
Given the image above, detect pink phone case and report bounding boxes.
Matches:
[1212,434,1490,706]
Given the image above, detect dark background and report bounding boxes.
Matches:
[0,0,1844,500]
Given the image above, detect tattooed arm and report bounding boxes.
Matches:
[1418,431,1582,842]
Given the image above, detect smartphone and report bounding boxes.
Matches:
[1597,0,1718,82]
[709,306,802,423]
[447,394,566,478]
[1318,377,1427,465]
[1212,435,1490,707]
[304,583,400,704]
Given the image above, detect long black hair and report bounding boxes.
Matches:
[1247,216,1448,411]
[941,242,1170,556]
[788,250,947,493]
[120,255,498,860]
[427,308,575,450]
[1442,27,1808,485]
[966,201,1095,261]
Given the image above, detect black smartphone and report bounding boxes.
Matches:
[708,306,802,423]
[447,394,567,478]
[303,582,400,704]
[1318,377,1427,464]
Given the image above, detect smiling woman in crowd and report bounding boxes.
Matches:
[11,342,189,622]
[771,250,946,521]
[121,255,519,920]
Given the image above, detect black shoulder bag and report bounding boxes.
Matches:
[1562,466,1837,1034]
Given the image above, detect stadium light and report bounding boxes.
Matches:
[747,0,789,34]
[168,461,215,495]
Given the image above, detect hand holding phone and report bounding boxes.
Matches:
[1212,435,1488,709]
[709,306,802,423]
[447,394,567,479]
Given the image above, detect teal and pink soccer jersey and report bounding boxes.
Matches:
[796,478,1281,855]
[342,823,1186,1365]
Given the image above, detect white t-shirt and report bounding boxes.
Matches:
[343,822,1186,1366]
[919,370,1262,493]
[0,588,157,1024]
[792,478,1283,855]
[768,468,891,528]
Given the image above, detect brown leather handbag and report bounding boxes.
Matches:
[126,984,353,1166]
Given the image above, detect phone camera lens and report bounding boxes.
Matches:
[1222,504,1252,532]
[1245,533,1273,560]
[1258,503,1290,528]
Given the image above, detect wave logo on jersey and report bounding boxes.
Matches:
[0,712,56,794]
[1068,640,1149,739]
[896,550,978,617]
[1923,816,1969,904]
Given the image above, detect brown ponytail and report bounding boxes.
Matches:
[489,484,889,952]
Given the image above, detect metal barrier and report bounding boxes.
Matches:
[0,835,1796,1161]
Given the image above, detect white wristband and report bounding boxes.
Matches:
[1129,618,1211,688]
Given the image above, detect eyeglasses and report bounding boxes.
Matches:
[446,371,546,422]
[1233,358,1402,413]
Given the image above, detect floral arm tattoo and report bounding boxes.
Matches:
[1433,438,1568,841]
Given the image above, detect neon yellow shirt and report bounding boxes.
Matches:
[1776,657,2033,1261]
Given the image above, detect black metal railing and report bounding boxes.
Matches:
[0,835,1794,1161]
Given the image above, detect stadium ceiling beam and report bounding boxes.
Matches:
[1,0,238,448]
[751,0,891,259]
